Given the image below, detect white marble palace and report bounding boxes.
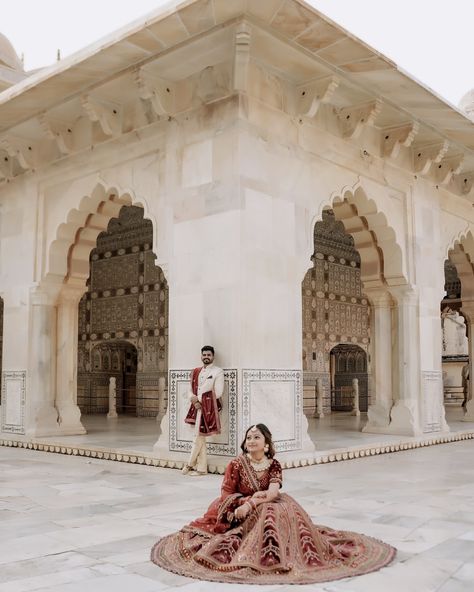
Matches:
[1,0,474,468]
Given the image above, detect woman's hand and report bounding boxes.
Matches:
[234,503,250,521]
[252,491,267,501]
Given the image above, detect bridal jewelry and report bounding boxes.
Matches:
[246,453,271,471]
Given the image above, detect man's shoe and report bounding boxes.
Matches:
[181,464,192,475]
[188,470,207,476]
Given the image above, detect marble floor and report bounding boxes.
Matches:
[1,439,474,591]
[13,405,474,459]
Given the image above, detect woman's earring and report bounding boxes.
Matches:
[264,444,269,453]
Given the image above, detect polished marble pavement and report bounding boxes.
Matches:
[7,405,473,463]
[1,436,474,591]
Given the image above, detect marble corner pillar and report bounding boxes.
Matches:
[362,289,393,433]
[25,288,61,437]
[460,302,474,421]
[55,285,86,434]
[153,185,315,465]
[0,292,29,435]
[385,286,423,436]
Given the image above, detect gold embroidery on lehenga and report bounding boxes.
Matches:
[151,454,396,584]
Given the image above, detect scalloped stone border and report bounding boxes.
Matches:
[1,430,473,474]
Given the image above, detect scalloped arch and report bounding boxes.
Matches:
[45,181,159,287]
[447,231,474,302]
[309,183,407,288]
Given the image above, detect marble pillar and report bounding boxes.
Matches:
[386,286,422,436]
[461,303,474,421]
[25,289,61,437]
[363,290,393,432]
[153,185,315,465]
[0,292,29,435]
[55,286,86,434]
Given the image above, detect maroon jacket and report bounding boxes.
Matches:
[184,367,222,436]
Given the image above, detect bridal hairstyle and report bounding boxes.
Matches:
[241,423,276,458]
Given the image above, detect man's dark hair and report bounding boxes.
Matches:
[201,345,215,355]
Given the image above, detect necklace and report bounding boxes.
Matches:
[246,453,271,471]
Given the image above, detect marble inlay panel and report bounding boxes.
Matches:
[242,369,302,452]
[91,295,139,333]
[169,369,238,456]
[92,253,140,291]
[1,370,26,434]
[423,371,443,433]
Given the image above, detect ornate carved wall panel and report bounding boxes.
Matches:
[302,210,370,414]
[77,205,168,416]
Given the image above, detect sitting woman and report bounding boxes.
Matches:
[151,424,395,585]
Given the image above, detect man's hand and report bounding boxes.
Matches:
[190,394,199,403]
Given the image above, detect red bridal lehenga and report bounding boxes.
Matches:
[151,454,396,584]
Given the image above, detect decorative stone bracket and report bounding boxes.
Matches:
[383,122,419,159]
[39,114,74,155]
[413,140,449,175]
[233,22,251,92]
[81,94,122,136]
[450,171,474,195]
[135,68,175,118]
[297,76,339,118]
[0,135,35,171]
[434,154,464,186]
[338,99,383,139]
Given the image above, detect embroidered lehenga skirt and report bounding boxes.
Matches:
[151,456,395,585]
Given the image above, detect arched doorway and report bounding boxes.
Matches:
[330,344,368,412]
[81,341,138,415]
[445,235,474,424]
[77,204,169,420]
[302,208,371,417]
[441,259,469,422]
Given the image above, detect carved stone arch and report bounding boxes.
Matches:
[307,183,407,290]
[447,231,474,303]
[44,181,164,289]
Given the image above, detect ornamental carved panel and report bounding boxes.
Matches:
[92,253,139,291]
[302,210,370,377]
[91,295,139,334]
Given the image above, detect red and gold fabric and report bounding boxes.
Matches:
[184,367,222,436]
[151,454,396,584]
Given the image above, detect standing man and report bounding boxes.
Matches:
[182,346,224,476]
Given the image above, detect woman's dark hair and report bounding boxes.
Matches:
[240,423,276,458]
[201,345,215,355]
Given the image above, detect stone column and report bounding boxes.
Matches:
[0,290,30,435]
[461,303,474,421]
[25,288,61,437]
[152,181,315,464]
[351,378,360,416]
[386,286,422,436]
[107,377,118,419]
[314,378,324,419]
[55,285,86,434]
[363,290,393,432]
